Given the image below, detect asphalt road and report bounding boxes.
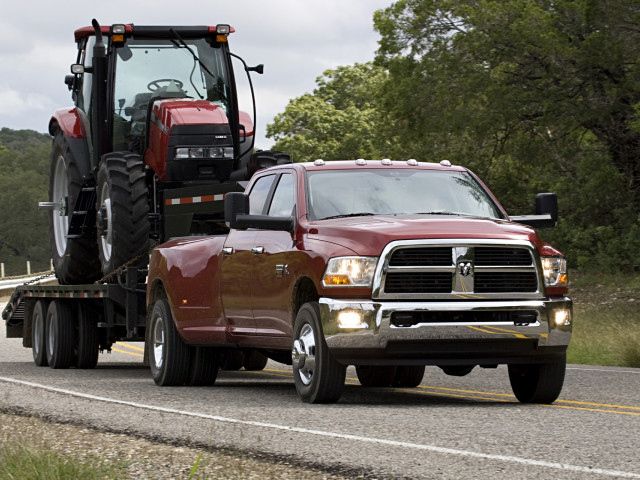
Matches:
[1,301,639,479]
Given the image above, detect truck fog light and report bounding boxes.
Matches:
[554,309,571,327]
[337,311,367,329]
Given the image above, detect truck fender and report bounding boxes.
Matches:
[49,109,93,180]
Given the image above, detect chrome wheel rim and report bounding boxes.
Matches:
[152,316,165,370]
[292,323,316,386]
[98,182,113,262]
[33,310,43,356]
[52,155,69,257]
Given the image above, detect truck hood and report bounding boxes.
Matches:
[305,214,543,255]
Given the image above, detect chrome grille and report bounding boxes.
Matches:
[374,240,542,300]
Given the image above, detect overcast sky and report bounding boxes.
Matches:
[0,0,394,149]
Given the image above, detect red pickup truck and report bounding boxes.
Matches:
[146,159,572,403]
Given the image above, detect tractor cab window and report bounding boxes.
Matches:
[112,37,230,152]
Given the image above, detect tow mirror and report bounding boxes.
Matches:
[510,193,558,229]
[224,192,249,229]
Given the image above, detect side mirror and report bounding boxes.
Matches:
[510,193,558,229]
[224,192,249,229]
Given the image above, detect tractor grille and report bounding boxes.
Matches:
[376,241,541,299]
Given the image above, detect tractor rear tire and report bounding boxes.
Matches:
[96,152,150,277]
[48,133,100,284]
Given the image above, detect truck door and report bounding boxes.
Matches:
[220,174,276,338]
[251,172,297,344]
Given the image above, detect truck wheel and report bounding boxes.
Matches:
[243,350,268,371]
[187,347,220,386]
[221,350,244,370]
[45,300,75,369]
[356,365,397,387]
[440,365,475,377]
[49,133,100,284]
[392,365,426,388]
[149,298,191,386]
[96,152,150,278]
[76,304,99,369]
[292,302,346,403]
[508,355,566,404]
[31,300,49,367]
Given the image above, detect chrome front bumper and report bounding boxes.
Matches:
[319,297,572,365]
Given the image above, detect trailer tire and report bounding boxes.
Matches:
[149,298,191,386]
[96,152,150,278]
[392,365,426,388]
[187,347,220,386]
[76,304,99,369]
[49,133,100,284]
[31,300,49,367]
[292,302,346,403]
[46,301,76,369]
[356,365,397,387]
[508,355,566,404]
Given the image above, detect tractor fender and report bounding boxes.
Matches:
[49,109,93,180]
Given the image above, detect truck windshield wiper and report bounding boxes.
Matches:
[416,211,467,216]
[321,212,376,220]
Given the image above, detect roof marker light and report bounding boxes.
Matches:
[440,160,452,167]
[381,158,392,165]
[407,159,418,166]
[314,159,325,166]
[355,159,367,166]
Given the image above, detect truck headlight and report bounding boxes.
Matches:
[175,146,234,160]
[323,257,378,287]
[542,256,568,287]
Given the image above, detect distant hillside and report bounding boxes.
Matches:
[0,128,51,152]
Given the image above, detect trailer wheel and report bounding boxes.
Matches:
[292,302,346,403]
[76,304,99,369]
[187,347,220,386]
[96,152,150,278]
[243,350,268,371]
[356,365,397,387]
[45,301,75,369]
[392,365,426,388]
[48,133,100,284]
[508,355,566,404]
[149,298,190,386]
[31,300,49,367]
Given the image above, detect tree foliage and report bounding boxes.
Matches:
[0,129,51,275]
[266,63,392,162]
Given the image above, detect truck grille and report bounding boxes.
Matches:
[375,241,542,299]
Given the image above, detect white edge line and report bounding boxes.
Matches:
[1,376,639,479]
[566,367,640,374]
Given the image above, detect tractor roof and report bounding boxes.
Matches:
[74,24,235,42]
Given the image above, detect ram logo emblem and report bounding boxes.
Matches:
[458,261,473,277]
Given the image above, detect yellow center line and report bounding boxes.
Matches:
[257,368,640,414]
[110,347,143,358]
[115,342,145,352]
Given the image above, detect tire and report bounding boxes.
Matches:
[76,304,99,369]
[96,152,150,278]
[508,355,566,404]
[221,350,245,370]
[45,301,76,369]
[187,347,220,386]
[31,300,49,367]
[392,365,425,388]
[356,365,397,387]
[148,298,191,386]
[243,350,268,371]
[48,133,100,284]
[292,302,346,403]
[440,365,475,377]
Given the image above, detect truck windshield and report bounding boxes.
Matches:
[112,38,230,150]
[307,168,504,221]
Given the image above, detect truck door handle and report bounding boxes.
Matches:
[251,247,264,254]
[222,247,233,255]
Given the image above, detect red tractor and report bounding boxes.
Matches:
[42,20,287,284]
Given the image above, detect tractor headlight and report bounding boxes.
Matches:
[175,147,234,160]
[323,257,378,287]
[542,256,568,287]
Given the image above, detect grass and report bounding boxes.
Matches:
[567,272,640,367]
[0,442,123,480]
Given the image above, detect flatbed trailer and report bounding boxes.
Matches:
[2,267,147,368]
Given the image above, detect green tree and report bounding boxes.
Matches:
[266,63,392,162]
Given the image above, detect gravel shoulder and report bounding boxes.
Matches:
[0,409,354,479]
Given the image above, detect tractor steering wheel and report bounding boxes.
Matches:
[147,78,184,92]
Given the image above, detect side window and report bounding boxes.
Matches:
[248,174,276,214]
[268,173,295,217]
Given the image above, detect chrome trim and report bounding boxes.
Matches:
[372,238,544,300]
